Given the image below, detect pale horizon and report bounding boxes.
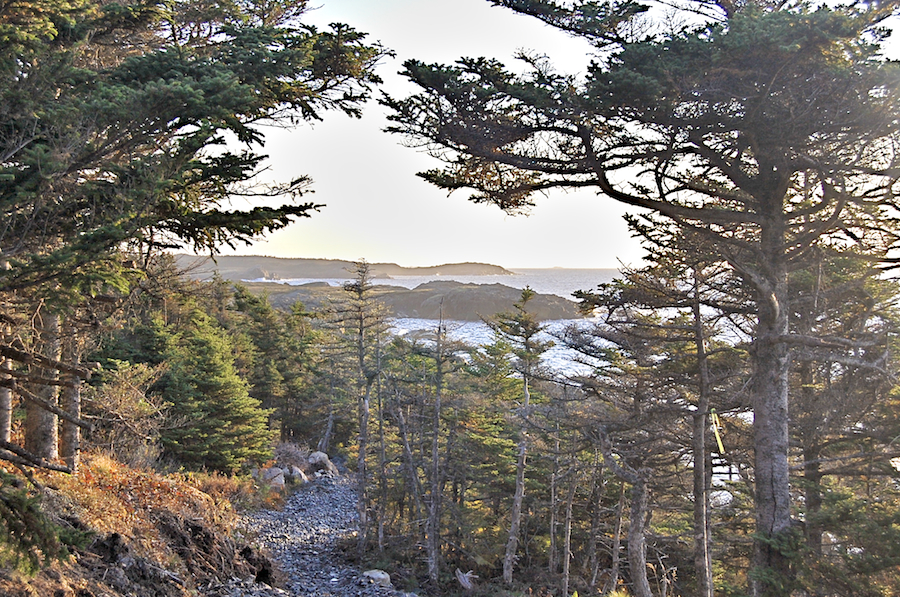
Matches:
[210,1,900,270]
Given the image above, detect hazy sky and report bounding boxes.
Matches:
[214,1,899,269]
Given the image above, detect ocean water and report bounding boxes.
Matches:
[390,317,598,376]
[276,267,620,301]
[272,268,622,375]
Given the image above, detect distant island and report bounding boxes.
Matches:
[238,279,582,321]
[175,254,513,281]
[174,254,582,320]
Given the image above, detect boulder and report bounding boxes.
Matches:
[285,465,308,484]
[361,569,392,587]
[260,467,285,490]
[308,451,339,476]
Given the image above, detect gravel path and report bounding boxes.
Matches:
[204,475,418,597]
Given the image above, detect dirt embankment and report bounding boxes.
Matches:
[0,455,273,597]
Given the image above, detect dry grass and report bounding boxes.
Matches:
[39,452,235,572]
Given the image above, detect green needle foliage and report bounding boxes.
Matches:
[153,308,274,473]
[0,0,388,296]
[0,471,92,574]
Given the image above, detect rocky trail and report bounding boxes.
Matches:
[203,474,418,597]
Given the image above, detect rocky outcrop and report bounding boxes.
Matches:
[245,280,581,321]
[382,280,580,320]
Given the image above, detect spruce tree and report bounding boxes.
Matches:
[155,309,273,473]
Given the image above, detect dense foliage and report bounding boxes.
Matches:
[0,0,385,573]
[383,0,900,594]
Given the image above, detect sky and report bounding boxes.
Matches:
[212,0,900,270]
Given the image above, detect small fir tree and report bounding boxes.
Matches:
[155,309,273,473]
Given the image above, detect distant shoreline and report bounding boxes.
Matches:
[175,254,516,281]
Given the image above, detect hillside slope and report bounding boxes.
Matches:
[241,280,581,321]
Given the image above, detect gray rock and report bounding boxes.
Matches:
[308,451,339,476]
[260,467,285,490]
[362,569,391,587]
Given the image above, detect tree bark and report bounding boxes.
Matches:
[60,323,81,472]
[357,377,372,561]
[605,483,627,595]
[750,222,794,597]
[803,445,823,556]
[0,260,9,443]
[627,477,653,597]
[25,309,59,460]
[549,425,560,575]
[691,282,715,597]
[585,457,604,589]
[561,471,578,597]
[426,322,445,584]
[393,396,425,526]
[502,374,530,585]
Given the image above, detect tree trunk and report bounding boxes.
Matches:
[376,367,387,554]
[426,322,445,584]
[586,457,604,589]
[605,483,626,595]
[549,421,561,575]
[356,378,372,560]
[750,238,794,597]
[0,259,9,443]
[691,284,714,597]
[60,322,81,472]
[25,309,59,460]
[627,477,653,597]
[0,353,10,444]
[503,374,530,585]
[393,397,425,528]
[803,445,823,556]
[561,471,578,597]
[503,435,527,584]
[59,378,81,471]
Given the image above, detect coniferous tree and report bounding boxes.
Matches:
[154,308,273,473]
[326,261,389,558]
[385,3,900,591]
[486,287,552,585]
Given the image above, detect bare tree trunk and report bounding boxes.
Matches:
[549,423,560,575]
[598,429,651,597]
[561,470,578,597]
[393,396,425,528]
[0,353,10,444]
[691,283,714,597]
[502,376,530,585]
[59,320,82,472]
[0,259,9,443]
[803,445,823,556]
[317,371,336,453]
[25,309,59,460]
[376,362,387,554]
[585,456,604,589]
[357,377,372,560]
[604,483,626,595]
[59,379,81,471]
[627,477,653,597]
[426,321,445,584]
[750,220,794,597]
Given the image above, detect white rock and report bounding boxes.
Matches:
[362,569,392,587]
